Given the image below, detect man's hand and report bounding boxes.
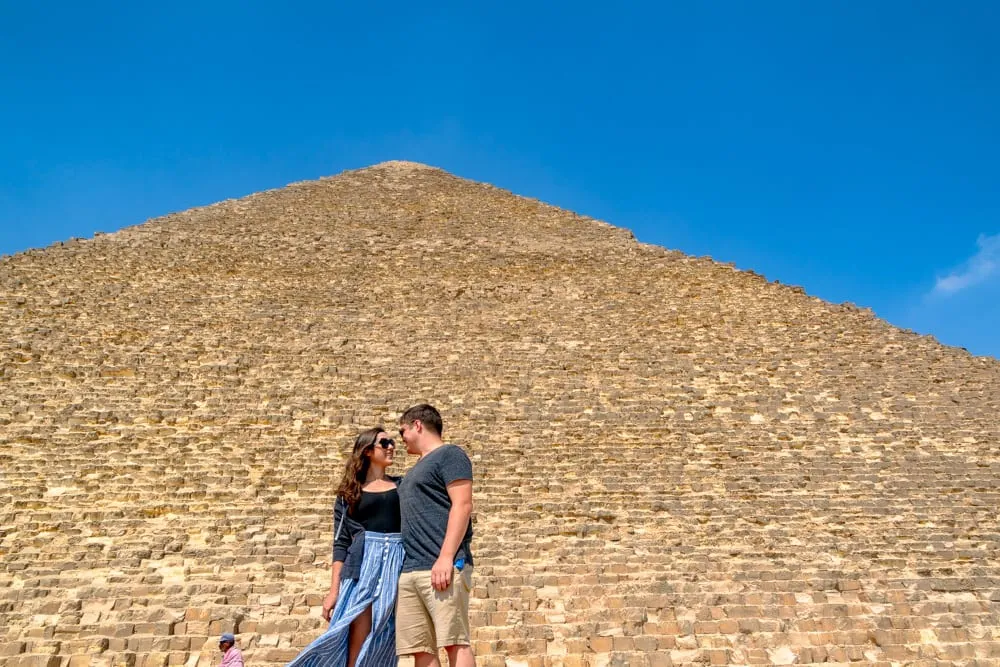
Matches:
[322,585,339,622]
[431,556,453,591]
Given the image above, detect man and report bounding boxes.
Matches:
[218,633,244,667]
[395,404,476,667]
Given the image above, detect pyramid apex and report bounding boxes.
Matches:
[364,160,441,172]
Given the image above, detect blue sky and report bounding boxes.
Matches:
[2,2,998,358]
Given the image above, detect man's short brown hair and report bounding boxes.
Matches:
[400,403,443,436]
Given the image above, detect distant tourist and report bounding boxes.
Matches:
[219,633,244,667]
[395,404,476,667]
[288,427,404,667]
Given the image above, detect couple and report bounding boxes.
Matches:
[289,404,476,667]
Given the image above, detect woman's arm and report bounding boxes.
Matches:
[324,498,350,621]
[322,560,343,621]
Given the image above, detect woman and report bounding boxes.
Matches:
[289,427,404,667]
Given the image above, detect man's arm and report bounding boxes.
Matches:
[430,478,473,591]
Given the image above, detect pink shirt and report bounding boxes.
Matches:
[220,647,244,667]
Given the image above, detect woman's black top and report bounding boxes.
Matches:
[354,488,401,533]
[332,477,402,580]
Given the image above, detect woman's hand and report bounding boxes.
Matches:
[322,585,339,622]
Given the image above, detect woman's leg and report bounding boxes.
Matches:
[346,604,373,667]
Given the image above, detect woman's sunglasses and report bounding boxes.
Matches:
[374,437,395,449]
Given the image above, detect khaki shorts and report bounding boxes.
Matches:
[396,567,473,655]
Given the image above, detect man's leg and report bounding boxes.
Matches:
[413,652,441,667]
[396,571,437,659]
[444,644,475,667]
[433,568,474,667]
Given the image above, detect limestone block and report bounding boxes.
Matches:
[19,657,63,667]
[2,642,27,656]
[139,653,169,667]
[589,637,613,653]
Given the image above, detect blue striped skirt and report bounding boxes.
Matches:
[288,532,405,667]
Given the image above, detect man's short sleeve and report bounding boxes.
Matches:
[439,445,473,486]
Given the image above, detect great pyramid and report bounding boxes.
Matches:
[2,161,999,667]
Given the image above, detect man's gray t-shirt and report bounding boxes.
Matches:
[398,444,474,572]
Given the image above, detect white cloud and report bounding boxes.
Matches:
[933,233,1000,296]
